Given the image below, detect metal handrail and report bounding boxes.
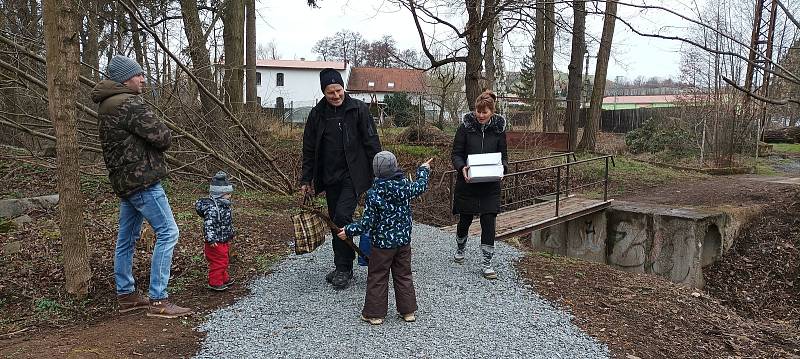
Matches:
[439,151,576,178]
[504,155,614,177]
[447,154,615,219]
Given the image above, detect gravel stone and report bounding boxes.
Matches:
[195,224,609,358]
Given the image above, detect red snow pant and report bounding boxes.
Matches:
[204,242,230,286]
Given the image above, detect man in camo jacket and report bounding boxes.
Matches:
[91,55,191,319]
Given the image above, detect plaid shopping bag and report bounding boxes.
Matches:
[290,195,327,255]
[289,193,370,260]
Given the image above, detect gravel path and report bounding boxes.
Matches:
[195,224,609,358]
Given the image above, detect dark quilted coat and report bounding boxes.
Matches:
[344,166,429,249]
[450,112,508,215]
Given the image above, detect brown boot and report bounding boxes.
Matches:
[118,292,149,313]
[146,300,193,319]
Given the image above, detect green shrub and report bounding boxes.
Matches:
[625,119,692,155]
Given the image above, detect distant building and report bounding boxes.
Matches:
[602,94,683,110]
[251,59,348,121]
[346,67,426,103]
[346,67,427,123]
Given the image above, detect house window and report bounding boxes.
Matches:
[387,82,395,88]
[256,72,261,86]
[368,81,375,87]
[277,73,284,86]
[276,97,285,109]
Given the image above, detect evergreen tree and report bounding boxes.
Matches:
[514,47,536,100]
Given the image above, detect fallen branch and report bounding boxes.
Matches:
[0,327,31,339]
[121,0,294,194]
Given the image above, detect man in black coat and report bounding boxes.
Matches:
[301,68,382,289]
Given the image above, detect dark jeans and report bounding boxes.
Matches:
[362,244,417,318]
[325,177,358,271]
[456,213,497,246]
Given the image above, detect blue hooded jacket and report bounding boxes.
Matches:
[344,166,429,249]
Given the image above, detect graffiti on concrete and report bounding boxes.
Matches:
[567,217,606,261]
[608,220,648,273]
[651,218,696,285]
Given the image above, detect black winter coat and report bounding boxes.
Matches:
[451,112,508,214]
[301,95,382,196]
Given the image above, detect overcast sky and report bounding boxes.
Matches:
[254,0,702,81]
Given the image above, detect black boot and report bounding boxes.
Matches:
[331,269,353,289]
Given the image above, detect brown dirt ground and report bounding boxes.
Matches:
[516,175,800,359]
[3,143,800,358]
[0,159,295,358]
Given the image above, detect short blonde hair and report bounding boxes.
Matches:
[475,90,497,112]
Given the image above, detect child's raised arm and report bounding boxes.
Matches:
[405,159,432,199]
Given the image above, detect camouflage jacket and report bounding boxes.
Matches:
[91,80,171,198]
[194,197,235,244]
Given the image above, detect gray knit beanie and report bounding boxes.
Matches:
[107,55,144,84]
[372,151,399,179]
[209,171,233,196]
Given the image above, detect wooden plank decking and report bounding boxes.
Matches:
[440,197,613,239]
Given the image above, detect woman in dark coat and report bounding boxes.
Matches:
[450,90,508,279]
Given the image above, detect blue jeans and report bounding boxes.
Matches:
[114,182,180,300]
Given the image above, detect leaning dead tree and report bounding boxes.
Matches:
[0,0,298,195]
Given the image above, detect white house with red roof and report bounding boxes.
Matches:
[254,59,349,114]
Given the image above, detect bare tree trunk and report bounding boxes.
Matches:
[533,0,544,127]
[43,0,91,297]
[222,0,244,114]
[81,0,103,82]
[179,0,219,118]
[565,0,586,151]
[245,0,257,109]
[541,0,557,131]
[579,0,617,151]
[484,19,496,91]
[464,0,491,110]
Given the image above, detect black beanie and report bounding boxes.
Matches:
[319,68,344,92]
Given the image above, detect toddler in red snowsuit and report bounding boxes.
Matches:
[195,171,235,291]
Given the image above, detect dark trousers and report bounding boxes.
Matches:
[325,177,358,271]
[456,213,497,246]
[204,242,230,286]
[362,244,417,318]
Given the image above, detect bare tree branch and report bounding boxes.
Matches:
[722,75,800,106]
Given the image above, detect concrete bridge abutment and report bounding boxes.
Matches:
[528,201,761,288]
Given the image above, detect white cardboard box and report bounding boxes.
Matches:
[467,164,504,182]
[467,152,502,166]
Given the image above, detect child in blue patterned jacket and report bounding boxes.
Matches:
[338,151,431,325]
[195,171,236,291]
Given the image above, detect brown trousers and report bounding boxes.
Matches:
[362,244,417,318]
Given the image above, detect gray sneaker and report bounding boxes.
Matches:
[482,265,497,280]
[454,247,466,263]
[481,244,497,280]
[454,236,467,264]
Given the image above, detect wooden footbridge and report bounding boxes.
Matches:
[440,153,614,239]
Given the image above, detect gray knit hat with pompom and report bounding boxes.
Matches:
[209,171,233,196]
